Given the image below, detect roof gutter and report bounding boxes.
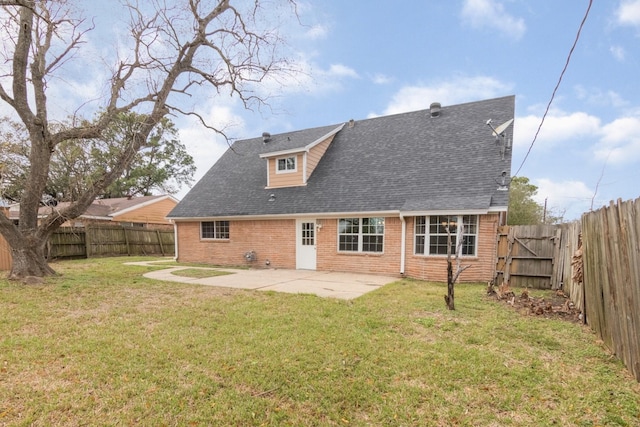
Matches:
[173,222,179,261]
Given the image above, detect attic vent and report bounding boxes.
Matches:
[430,102,441,118]
[262,132,271,143]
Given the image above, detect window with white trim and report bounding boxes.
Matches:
[338,217,384,253]
[276,156,296,173]
[414,215,477,256]
[201,221,229,240]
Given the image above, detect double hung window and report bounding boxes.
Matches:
[338,217,384,253]
[414,215,477,256]
[201,221,230,240]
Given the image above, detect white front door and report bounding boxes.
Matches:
[296,219,316,270]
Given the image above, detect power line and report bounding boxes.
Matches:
[513,0,593,178]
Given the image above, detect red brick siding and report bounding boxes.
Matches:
[175,213,499,282]
[176,219,296,269]
[403,213,499,282]
[316,217,402,276]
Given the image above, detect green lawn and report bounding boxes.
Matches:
[1,257,638,426]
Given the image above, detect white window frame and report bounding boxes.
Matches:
[201,220,230,240]
[337,217,384,253]
[276,155,297,173]
[414,215,478,256]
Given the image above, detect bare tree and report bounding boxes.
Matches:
[0,0,298,279]
[444,220,471,310]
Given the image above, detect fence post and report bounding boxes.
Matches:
[85,225,92,258]
[123,227,131,256]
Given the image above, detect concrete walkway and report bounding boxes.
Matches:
[125,260,399,300]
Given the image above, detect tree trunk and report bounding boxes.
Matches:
[445,258,455,310]
[8,245,56,281]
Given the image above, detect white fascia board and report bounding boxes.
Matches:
[399,208,490,216]
[487,205,508,213]
[169,210,401,222]
[258,124,345,159]
[304,123,345,150]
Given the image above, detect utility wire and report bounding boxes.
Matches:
[513,0,593,178]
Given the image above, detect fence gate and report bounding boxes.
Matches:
[495,225,561,289]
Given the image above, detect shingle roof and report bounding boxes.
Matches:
[9,195,173,220]
[169,95,515,219]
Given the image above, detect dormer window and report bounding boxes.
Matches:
[277,156,297,173]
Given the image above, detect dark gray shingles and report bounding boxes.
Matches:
[169,95,515,218]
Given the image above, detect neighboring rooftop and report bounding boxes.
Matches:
[9,195,176,221]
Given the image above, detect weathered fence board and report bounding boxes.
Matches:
[1,225,175,270]
[50,225,175,259]
[554,222,583,312]
[0,234,11,271]
[582,198,640,382]
[495,225,558,289]
[47,228,87,259]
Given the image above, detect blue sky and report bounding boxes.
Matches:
[4,0,640,220]
[177,0,640,221]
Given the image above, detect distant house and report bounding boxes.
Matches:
[168,96,515,282]
[9,195,178,229]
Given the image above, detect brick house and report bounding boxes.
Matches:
[8,195,178,229]
[168,96,515,282]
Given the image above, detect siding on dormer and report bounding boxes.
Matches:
[267,154,305,188]
[306,135,335,181]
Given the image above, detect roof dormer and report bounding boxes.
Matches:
[259,124,344,189]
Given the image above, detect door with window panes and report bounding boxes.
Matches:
[296,219,316,270]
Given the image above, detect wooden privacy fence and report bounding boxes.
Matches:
[581,198,640,382]
[497,199,640,382]
[495,225,560,289]
[47,225,175,259]
[0,233,11,271]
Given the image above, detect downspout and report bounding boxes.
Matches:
[173,221,178,261]
[399,212,406,275]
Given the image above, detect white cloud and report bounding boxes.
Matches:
[327,64,359,79]
[594,116,640,163]
[533,178,596,220]
[574,85,628,109]
[461,0,526,40]
[305,24,329,40]
[175,104,247,198]
[371,73,393,85]
[616,0,640,26]
[514,111,601,150]
[610,45,626,61]
[271,58,361,96]
[379,76,512,116]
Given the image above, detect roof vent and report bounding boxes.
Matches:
[430,102,441,118]
[262,132,271,143]
[348,119,355,128]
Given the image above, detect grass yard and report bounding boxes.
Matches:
[1,257,639,426]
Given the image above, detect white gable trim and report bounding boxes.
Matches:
[109,195,178,218]
[258,124,345,159]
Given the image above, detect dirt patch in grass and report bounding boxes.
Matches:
[488,283,583,324]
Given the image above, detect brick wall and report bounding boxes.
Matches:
[316,217,402,276]
[176,219,296,269]
[176,213,500,282]
[403,213,500,282]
